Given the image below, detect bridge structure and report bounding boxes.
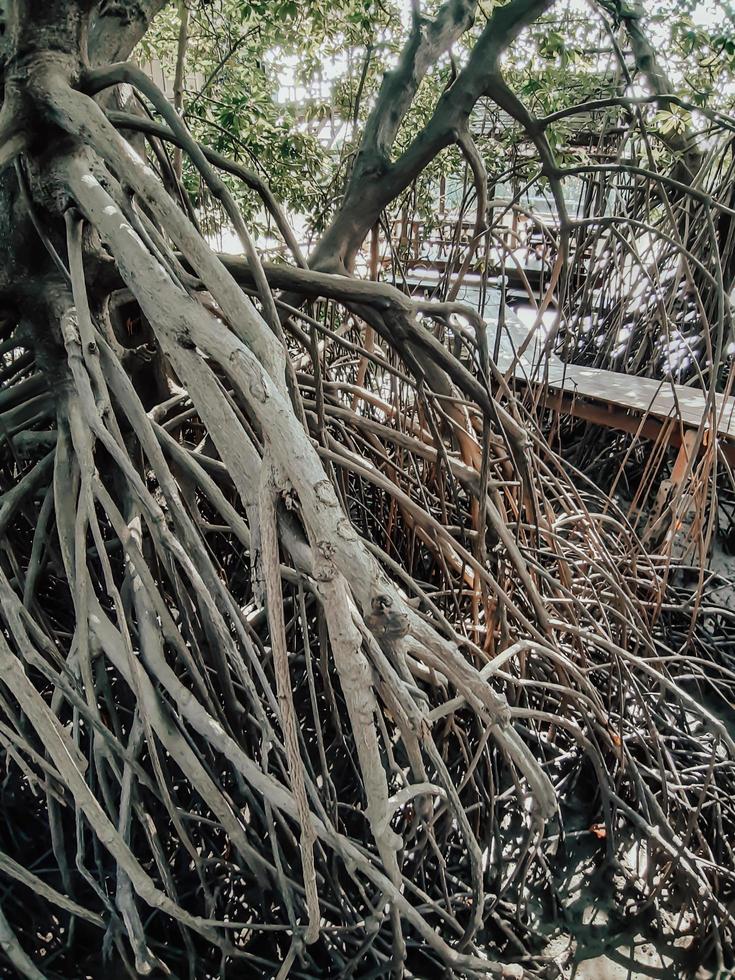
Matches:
[384,216,559,301]
[400,271,735,521]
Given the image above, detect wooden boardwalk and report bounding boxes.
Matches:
[405,271,735,462]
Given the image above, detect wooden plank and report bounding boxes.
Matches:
[390,276,735,448]
[542,361,735,440]
[481,295,735,446]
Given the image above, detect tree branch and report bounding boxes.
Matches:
[88,0,169,65]
[312,0,556,269]
[106,109,307,266]
[360,0,478,164]
[609,0,703,181]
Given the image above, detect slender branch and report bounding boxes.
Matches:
[106,109,307,265]
[259,454,320,943]
[172,0,189,180]
[539,93,735,134]
[616,0,703,180]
